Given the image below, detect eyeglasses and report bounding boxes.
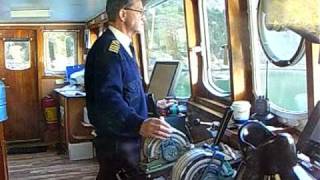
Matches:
[124,7,145,15]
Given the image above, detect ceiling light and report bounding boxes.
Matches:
[10,9,50,18]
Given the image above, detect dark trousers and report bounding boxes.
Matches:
[95,137,142,180]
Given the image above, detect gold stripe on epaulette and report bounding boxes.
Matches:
[108,40,120,54]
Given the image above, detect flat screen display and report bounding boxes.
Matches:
[297,101,320,154]
[310,120,320,144]
[147,61,180,100]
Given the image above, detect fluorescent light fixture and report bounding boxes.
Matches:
[10,9,50,18]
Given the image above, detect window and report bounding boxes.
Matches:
[257,0,305,67]
[143,0,190,98]
[199,0,230,97]
[43,31,78,75]
[249,0,307,116]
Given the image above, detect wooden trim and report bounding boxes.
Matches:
[78,27,85,65]
[184,0,251,105]
[89,28,99,48]
[306,41,314,114]
[227,0,253,101]
[0,26,40,30]
[37,28,44,101]
[87,19,108,29]
[38,26,85,77]
[133,33,146,88]
[0,124,8,180]
[87,12,108,29]
[185,0,202,98]
[188,101,224,118]
[40,76,64,79]
[306,41,320,114]
[195,97,229,112]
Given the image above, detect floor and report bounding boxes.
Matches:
[7,151,99,180]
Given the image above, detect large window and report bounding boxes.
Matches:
[199,0,230,97]
[143,0,190,98]
[249,0,307,116]
[43,31,78,75]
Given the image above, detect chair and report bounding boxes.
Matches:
[238,121,275,157]
[237,121,298,180]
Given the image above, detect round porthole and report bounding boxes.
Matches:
[257,0,305,67]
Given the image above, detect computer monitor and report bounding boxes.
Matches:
[310,122,320,144]
[147,61,180,100]
[297,101,320,161]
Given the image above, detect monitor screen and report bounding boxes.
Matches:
[310,120,320,144]
[297,101,320,155]
[147,61,180,100]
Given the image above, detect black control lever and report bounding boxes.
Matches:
[189,108,233,145]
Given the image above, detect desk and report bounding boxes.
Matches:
[57,92,94,154]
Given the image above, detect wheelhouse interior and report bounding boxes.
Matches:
[0,0,319,179]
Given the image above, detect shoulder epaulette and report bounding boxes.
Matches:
[108,40,120,54]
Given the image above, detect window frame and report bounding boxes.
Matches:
[257,0,305,67]
[248,0,308,120]
[43,30,79,76]
[198,0,231,97]
[141,0,191,98]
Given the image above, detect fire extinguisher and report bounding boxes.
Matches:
[41,95,58,124]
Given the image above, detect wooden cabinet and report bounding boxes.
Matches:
[57,93,94,151]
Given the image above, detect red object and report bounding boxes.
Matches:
[41,96,58,124]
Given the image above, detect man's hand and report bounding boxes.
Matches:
[139,117,173,140]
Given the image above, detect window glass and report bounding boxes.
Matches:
[249,0,307,114]
[144,0,190,98]
[200,0,230,96]
[258,0,304,66]
[43,31,78,75]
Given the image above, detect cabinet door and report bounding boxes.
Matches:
[59,105,65,128]
[67,98,86,143]
[58,95,67,150]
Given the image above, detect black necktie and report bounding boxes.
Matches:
[129,43,136,59]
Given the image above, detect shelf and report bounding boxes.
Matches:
[81,121,94,128]
[72,134,94,141]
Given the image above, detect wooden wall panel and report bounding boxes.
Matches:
[227,0,253,101]
[36,25,85,99]
[184,0,204,99]
[40,79,62,98]
[0,25,85,140]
